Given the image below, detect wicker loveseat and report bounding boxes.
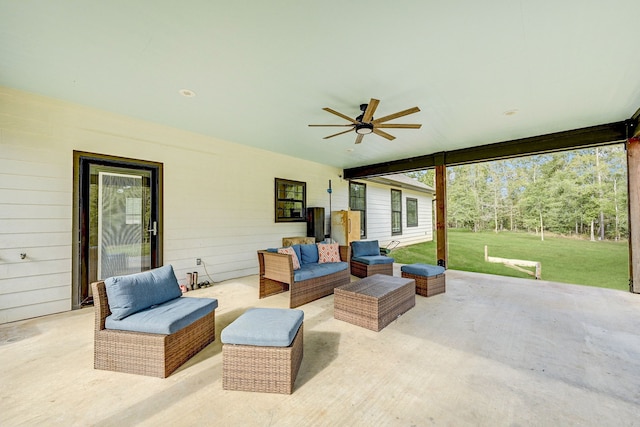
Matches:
[258,242,350,308]
[92,265,217,378]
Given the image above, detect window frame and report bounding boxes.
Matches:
[391,188,402,235]
[349,181,367,239]
[274,178,306,223]
[406,197,418,227]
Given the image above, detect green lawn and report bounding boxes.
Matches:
[391,229,630,291]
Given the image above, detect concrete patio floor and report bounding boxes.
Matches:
[1,269,639,426]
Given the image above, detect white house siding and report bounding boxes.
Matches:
[0,87,346,323]
[352,179,433,248]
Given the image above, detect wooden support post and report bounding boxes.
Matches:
[435,162,447,268]
[627,137,640,293]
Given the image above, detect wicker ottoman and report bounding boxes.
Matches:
[400,264,446,297]
[221,308,304,394]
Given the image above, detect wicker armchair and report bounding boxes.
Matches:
[92,281,215,378]
[350,240,394,278]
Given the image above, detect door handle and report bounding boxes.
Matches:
[148,221,157,236]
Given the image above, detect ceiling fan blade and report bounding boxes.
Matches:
[361,98,380,123]
[308,124,354,127]
[372,128,396,141]
[375,123,422,129]
[372,106,420,124]
[323,107,358,124]
[355,134,364,144]
[324,128,354,139]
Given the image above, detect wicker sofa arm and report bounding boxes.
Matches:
[91,281,111,332]
[258,250,295,285]
[339,245,350,263]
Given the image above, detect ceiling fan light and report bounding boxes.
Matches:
[355,123,373,134]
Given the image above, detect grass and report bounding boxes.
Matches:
[391,229,630,291]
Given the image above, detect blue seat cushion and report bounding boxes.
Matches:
[299,243,319,264]
[401,263,446,277]
[351,240,381,257]
[352,255,394,265]
[293,261,348,282]
[104,265,182,320]
[105,296,218,334]
[221,307,304,347]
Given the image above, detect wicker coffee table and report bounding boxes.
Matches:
[334,274,416,331]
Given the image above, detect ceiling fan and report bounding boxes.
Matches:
[308,98,421,144]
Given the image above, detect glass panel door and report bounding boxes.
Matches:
[95,170,152,279]
[75,153,162,307]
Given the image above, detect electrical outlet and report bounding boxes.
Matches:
[196,258,201,266]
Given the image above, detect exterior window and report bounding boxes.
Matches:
[391,189,402,235]
[349,182,367,238]
[407,198,418,227]
[125,197,143,225]
[275,178,306,222]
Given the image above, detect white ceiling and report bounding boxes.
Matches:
[2,1,639,170]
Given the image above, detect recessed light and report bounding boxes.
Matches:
[179,89,196,97]
[346,148,354,153]
[503,109,518,116]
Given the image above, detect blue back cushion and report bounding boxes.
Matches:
[299,243,319,264]
[352,240,380,257]
[291,245,302,263]
[104,264,182,320]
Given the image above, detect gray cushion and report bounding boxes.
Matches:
[299,243,319,264]
[352,255,394,265]
[352,240,380,257]
[293,261,348,282]
[401,263,446,277]
[104,265,182,320]
[105,297,218,334]
[221,307,304,347]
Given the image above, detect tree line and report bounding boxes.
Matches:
[408,144,628,241]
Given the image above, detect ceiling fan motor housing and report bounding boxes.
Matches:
[355,122,374,134]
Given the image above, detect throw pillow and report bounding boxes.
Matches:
[278,247,301,270]
[317,243,341,264]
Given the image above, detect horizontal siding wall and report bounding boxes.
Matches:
[0,120,73,323]
[0,87,344,323]
[353,180,433,248]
